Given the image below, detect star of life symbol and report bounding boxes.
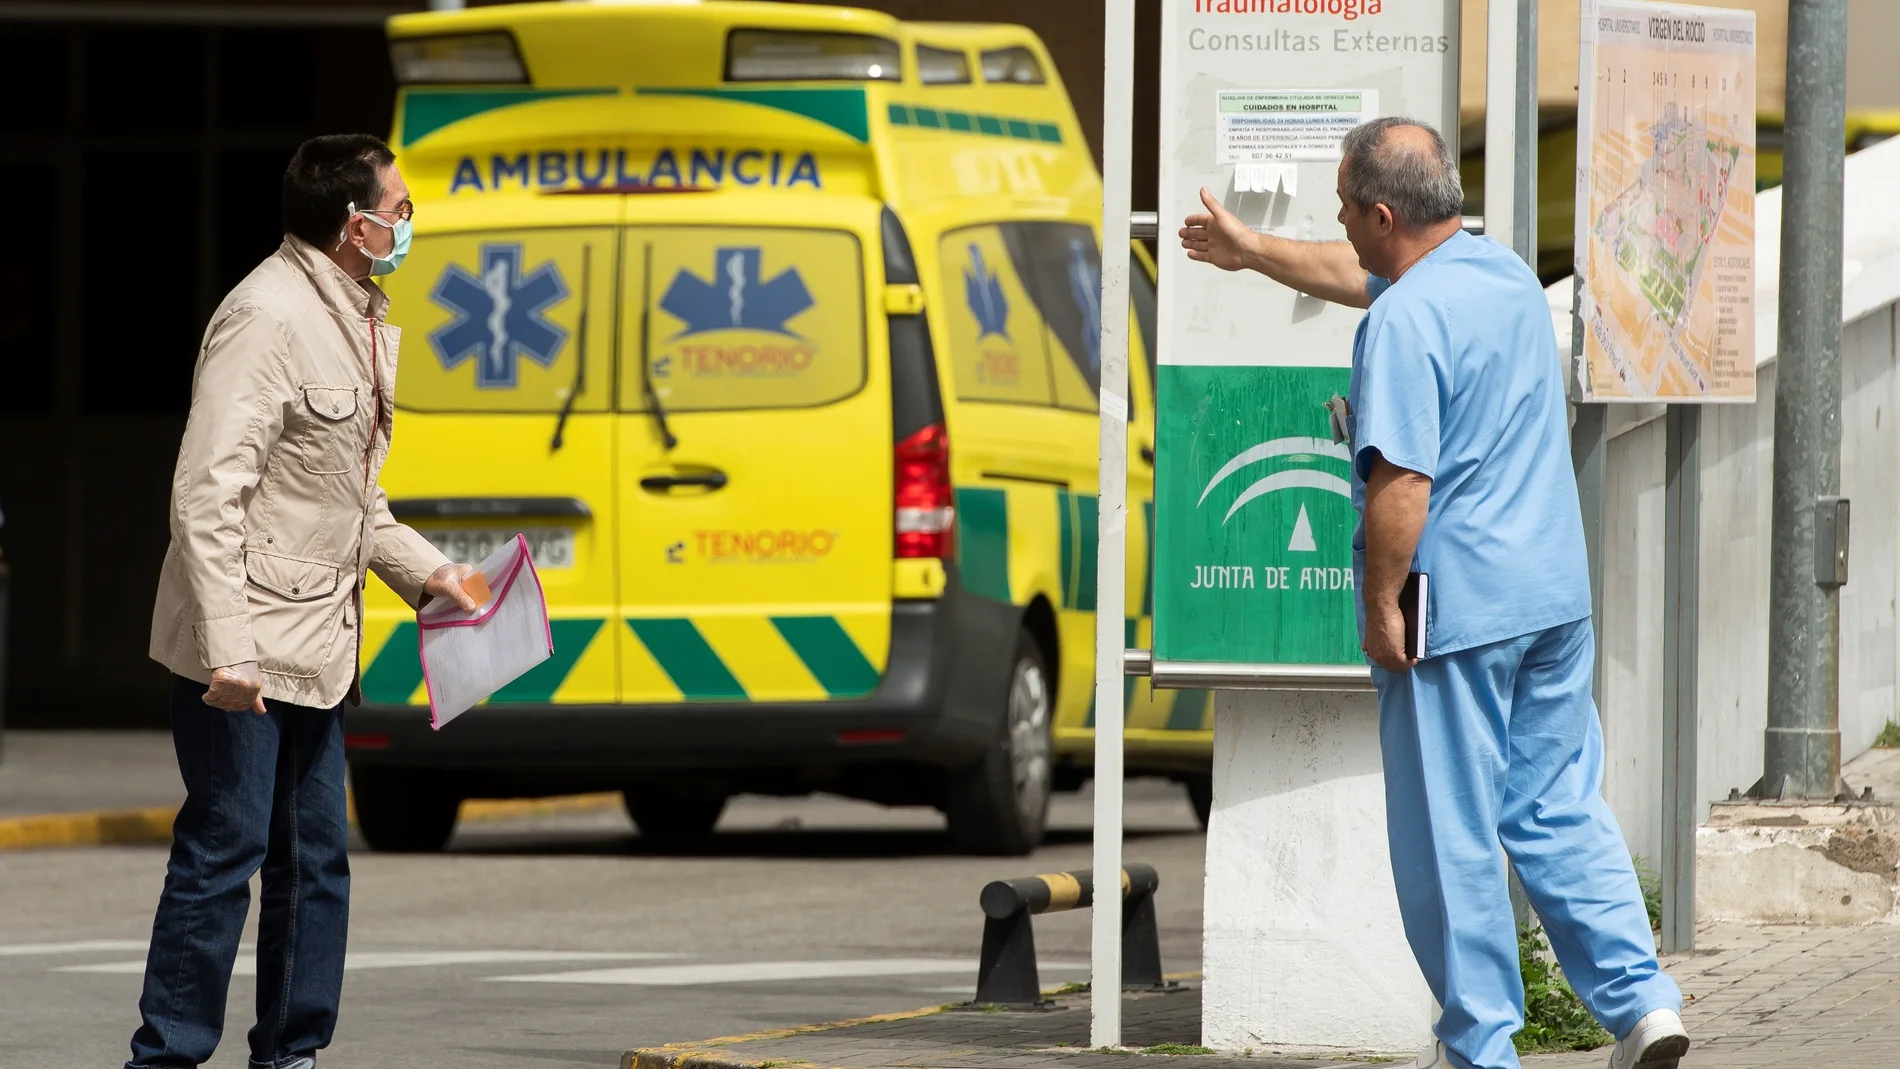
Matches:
[660,248,812,337]
[429,244,570,389]
[1066,238,1101,374]
[965,245,1010,341]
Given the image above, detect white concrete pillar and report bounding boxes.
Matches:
[1200,690,1434,1056]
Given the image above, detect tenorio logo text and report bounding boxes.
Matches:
[1192,0,1383,19]
[695,529,838,562]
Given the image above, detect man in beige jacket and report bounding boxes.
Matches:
[130,134,478,1069]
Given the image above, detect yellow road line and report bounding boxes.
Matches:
[0,791,627,852]
[625,972,1201,1069]
[0,807,177,851]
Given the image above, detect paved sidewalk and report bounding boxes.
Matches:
[628,924,1900,1069]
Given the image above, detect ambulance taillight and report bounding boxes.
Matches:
[894,424,953,560]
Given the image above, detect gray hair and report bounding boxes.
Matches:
[1338,117,1464,229]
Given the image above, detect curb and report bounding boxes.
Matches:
[624,1005,949,1069]
[0,791,625,853]
[621,974,1208,1069]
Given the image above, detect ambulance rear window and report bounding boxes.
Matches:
[726,30,901,82]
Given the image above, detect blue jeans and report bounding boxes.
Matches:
[128,677,350,1069]
[1373,618,1681,1069]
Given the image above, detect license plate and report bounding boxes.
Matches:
[424,527,575,570]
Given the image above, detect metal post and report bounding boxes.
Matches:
[1490,0,1539,932]
[427,0,466,10]
[1483,0,1521,252]
[1092,0,1136,1047]
[1761,0,1849,801]
[1662,407,1700,951]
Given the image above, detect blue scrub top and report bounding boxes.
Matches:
[1348,230,1590,657]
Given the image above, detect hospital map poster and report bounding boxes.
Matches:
[1576,0,1756,402]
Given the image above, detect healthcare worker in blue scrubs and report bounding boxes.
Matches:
[1179,117,1687,1069]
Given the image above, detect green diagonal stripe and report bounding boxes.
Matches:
[1058,489,1076,610]
[772,616,880,698]
[361,621,424,704]
[638,86,868,142]
[1141,499,1156,617]
[491,618,603,703]
[1074,493,1099,612]
[1167,689,1211,731]
[956,487,1010,601]
[399,87,618,147]
[629,618,747,701]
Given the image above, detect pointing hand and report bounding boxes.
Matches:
[1179,188,1257,272]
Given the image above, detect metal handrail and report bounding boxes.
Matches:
[1122,649,1374,692]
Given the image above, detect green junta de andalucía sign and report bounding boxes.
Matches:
[1154,365,1360,665]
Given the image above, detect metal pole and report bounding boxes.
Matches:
[1483,0,1520,252]
[1661,406,1700,951]
[1510,0,1538,269]
[1762,0,1849,801]
[427,0,465,11]
[1490,0,1539,933]
[1091,0,1135,1047]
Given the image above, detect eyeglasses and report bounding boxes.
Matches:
[363,198,415,222]
[348,198,415,223]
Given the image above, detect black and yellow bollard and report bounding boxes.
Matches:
[972,862,1165,1007]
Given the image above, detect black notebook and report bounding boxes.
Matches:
[1399,571,1429,661]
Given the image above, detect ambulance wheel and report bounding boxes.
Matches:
[622,789,726,841]
[946,632,1052,856]
[351,767,461,853]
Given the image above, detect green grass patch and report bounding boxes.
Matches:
[1048,982,1090,996]
[1876,720,1900,748]
[1514,927,1613,1055]
[1139,1045,1214,1056]
[1632,855,1663,931]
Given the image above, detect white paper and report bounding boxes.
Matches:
[1216,89,1378,164]
[1233,163,1298,197]
[418,534,552,729]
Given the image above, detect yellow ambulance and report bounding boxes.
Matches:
[346,0,1210,855]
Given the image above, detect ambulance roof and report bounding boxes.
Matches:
[386,1,1100,224]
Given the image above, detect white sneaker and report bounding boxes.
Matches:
[1608,1008,1690,1068]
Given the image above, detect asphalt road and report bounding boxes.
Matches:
[0,781,1205,1069]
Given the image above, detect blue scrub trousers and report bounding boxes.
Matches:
[1373,617,1680,1069]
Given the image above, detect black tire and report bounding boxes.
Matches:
[945,632,1053,856]
[351,766,461,853]
[622,789,727,841]
[1184,774,1213,830]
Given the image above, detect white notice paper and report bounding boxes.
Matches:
[418,534,552,729]
[1234,163,1299,197]
[1217,89,1378,164]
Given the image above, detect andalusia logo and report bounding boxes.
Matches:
[1197,435,1352,551]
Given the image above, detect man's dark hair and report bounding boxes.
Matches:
[1339,117,1464,230]
[282,134,396,248]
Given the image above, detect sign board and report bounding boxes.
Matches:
[1154,0,1461,665]
[1576,0,1757,402]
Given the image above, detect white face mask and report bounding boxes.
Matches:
[337,201,413,277]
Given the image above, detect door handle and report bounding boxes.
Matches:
[640,471,729,492]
